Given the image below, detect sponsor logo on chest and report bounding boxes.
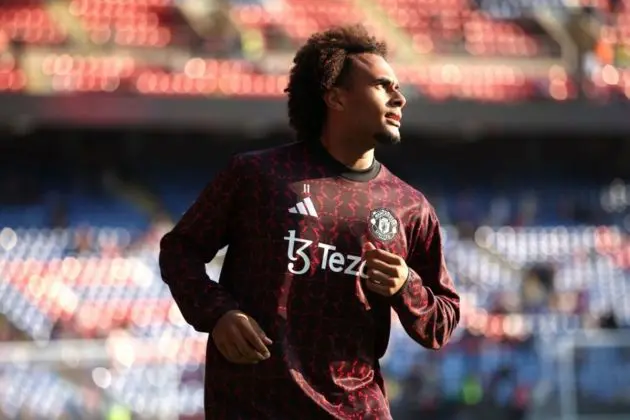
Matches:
[284,188,401,276]
[283,229,367,277]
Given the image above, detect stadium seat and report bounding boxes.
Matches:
[0,1,66,45]
[42,54,138,93]
[0,55,26,92]
[68,0,175,47]
[376,0,543,57]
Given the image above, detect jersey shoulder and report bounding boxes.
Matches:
[225,142,305,179]
[379,165,440,239]
[380,164,431,207]
[236,141,304,164]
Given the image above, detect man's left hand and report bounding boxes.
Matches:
[364,242,409,296]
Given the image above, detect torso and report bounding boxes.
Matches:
[207,142,425,419]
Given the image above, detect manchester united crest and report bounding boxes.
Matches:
[369,208,399,242]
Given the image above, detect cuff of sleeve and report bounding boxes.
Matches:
[390,268,429,309]
[205,299,240,334]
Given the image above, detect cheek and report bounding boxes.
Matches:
[347,93,384,123]
[360,96,385,118]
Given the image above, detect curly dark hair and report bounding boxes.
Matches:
[284,24,388,141]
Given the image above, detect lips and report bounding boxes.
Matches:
[385,112,401,126]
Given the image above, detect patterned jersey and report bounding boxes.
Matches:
[159,140,460,420]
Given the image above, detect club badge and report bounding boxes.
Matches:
[369,208,399,242]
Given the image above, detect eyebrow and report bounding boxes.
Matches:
[373,77,399,88]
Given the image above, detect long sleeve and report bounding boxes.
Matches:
[159,156,245,333]
[390,206,460,349]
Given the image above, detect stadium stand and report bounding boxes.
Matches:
[68,0,177,48]
[0,0,67,46]
[377,0,553,57]
[229,0,369,43]
[1,151,629,418]
[2,0,621,99]
[0,54,25,92]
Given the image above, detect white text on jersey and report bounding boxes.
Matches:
[284,230,368,278]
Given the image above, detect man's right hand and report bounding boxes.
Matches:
[212,310,273,364]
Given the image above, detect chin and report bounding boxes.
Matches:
[374,129,401,145]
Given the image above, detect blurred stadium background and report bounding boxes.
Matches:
[1,0,630,419]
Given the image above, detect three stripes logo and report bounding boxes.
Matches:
[288,197,318,218]
[288,184,318,217]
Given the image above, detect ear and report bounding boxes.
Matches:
[323,87,346,112]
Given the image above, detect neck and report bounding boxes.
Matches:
[320,129,375,171]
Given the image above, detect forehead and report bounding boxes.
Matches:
[348,53,397,83]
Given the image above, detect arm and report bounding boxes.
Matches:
[159,156,245,333]
[390,207,460,349]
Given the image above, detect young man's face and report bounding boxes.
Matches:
[336,53,406,146]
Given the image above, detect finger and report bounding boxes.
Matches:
[213,333,238,361]
[218,340,244,363]
[249,318,273,346]
[367,269,396,287]
[368,248,400,264]
[232,352,260,364]
[365,280,393,296]
[364,242,379,259]
[240,323,271,359]
[365,258,398,276]
[365,242,377,252]
[226,340,247,361]
[365,244,400,265]
[215,340,231,360]
[230,328,265,361]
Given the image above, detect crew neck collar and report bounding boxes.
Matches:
[306,140,381,182]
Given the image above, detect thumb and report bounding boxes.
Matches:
[250,317,273,345]
[364,242,377,252]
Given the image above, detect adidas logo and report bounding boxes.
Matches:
[288,197,318,218]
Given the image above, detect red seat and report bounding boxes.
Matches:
[68,0,174,47]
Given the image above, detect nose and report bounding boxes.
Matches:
[390,89,406,109]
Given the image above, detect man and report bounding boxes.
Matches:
[159,24,460,420]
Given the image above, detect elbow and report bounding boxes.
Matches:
[159,230,176,255]
[158,232,178,282]
[179,309,208,333]
[159,230,182,266]
[159,229,209,266]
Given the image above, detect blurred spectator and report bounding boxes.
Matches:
[516,192,538,226]
[205,9,243,57]
[48,194,68,229]
[0,315,26,341]
[488,196,511,227]
[600,311,620,329]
